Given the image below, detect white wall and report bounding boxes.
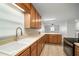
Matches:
[75,21,79,38]
[0,3,24,38]
[59,22,68,37]
[38,21,45,33]
[44,24,59,33]
[67,20,76,38]
[59,20,79,38]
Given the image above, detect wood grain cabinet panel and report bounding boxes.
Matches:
[23,3,31,10]
[37,36,46,56]
[30,42,37,56]
[31,48,37,56]
[57,35,62,44]
[48,35,57,44]
[30,5,36,28]
[16,3,31,13]
[37,38,44,55]
[45,34,49,43]
[35,11,41,29]
[16,47,30,56]
[24,4,41,29]
[75,45,79,56]
[37,39,42,56]
[46,34,62,44]
[20,48,30,56]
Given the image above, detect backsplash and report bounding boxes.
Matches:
[24,29,40,36]
[0,29,40,45]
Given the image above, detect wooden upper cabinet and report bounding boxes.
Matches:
[30,5,36,28]
[38,15,41,28]
[23,3,32,10]
[24,4,41,29]
[16,3,41,29]
[36,11,41,29]
[24,13,31,28]
[16,3,31,13]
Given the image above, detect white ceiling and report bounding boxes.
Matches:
[33,3,79,25]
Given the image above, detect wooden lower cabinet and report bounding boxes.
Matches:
[75,45,79,56]
[16,47,30,56]
[45,34,49,43]
[16,34,62,56]
[49,34,58,44]
[37,38,42,56]
[46,34,62,44]
[57,35,62,44]
[37,36,46,56]
[30,35,46,56]
[31,42,37,56]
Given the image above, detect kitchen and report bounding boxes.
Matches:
[0,3,79,56]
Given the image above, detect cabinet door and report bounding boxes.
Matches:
[45,34,49,43]
[57,35,62,44]
[48,35,58,44]
[37,39,42,56]
[16,48,30,56]
[75,45,79,56]
[31,49,37,56]
[35,11,39,28]
[42,36,46,48]
[35,12,41,29]
[24,13,31,28]
[37,40,41,55]
[38,15,41,28]
[52,35,58,44]
[31,42,37,56]
[30,5,36,28]
[41,38,44,50]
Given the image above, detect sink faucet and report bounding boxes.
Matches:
[16,27,23,40]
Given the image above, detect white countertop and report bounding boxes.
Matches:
[43,33,61,34]
[74,43,79,46]
[0,33,61,56]
[0,34,45,56]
